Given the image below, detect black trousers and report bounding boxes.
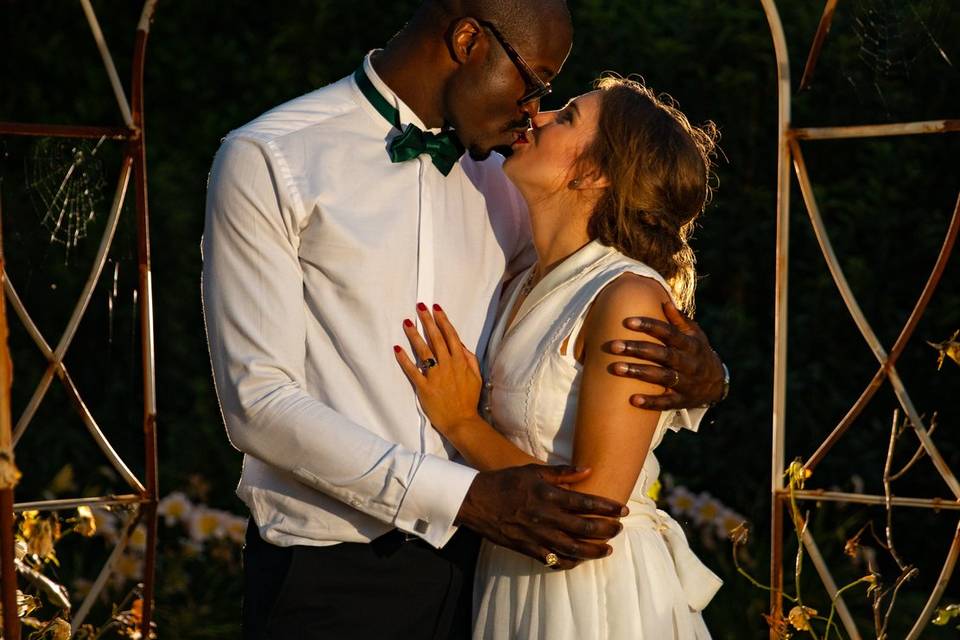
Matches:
[242,522,480,640]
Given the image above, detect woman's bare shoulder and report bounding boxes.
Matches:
[585,271,670,338]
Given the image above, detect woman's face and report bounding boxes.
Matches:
[503,90,603,195]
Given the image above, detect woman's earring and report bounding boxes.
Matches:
[568,178,580,189]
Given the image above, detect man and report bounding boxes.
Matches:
[202,0,728,638]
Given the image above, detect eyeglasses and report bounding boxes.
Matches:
[478,20,553,106]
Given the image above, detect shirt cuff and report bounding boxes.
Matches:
[394,454,478,548]
[666,407,708,433]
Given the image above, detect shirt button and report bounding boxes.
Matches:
[483,405,491,413]
[350,498,361,507]
[484,381,493,390]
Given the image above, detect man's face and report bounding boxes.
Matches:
[444,20,572,160]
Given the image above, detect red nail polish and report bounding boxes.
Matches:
[393,345,402,353]
[417,302,427,311]
[403,319,413,327]
[433,303,443,312]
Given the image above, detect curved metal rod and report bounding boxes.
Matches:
[906,520,960,639]
[801,528,861,640]
[791,140,960,499]
[798,0,839,92]
[11,369,54,446]
[789,139,888,361]
[805,365,886,471]
[138,0,159,33]
[887,191,960,364]
[5,277,56,446]
[131,2,160,637]
[0,210,19,640]
[79,0,133,128]
[806,191,959,471]
[54,155,132,362]
[10,156,132,445]
[759,0,791,494]
[886,367,960,499]
[2,278,53,358]
[758,0,791,630]
[56,365,146,493]
[71,506,141,634]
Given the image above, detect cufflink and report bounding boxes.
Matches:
[414,519,429,534]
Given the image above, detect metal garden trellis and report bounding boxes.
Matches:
[0,1,160,638]
[759,0,960,638]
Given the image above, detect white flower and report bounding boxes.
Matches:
[128,523,148,552]
[665,486,697,518]
[157,491,193,526]
[690,493,724,526]
[187,507,226,543]
[714,508,747,540]
[223,514,248,545]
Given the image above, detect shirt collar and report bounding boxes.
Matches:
[362,50,440,134]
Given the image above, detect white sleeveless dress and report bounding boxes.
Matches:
[473,240,722,640]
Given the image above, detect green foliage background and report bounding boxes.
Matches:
[1,0,958,637]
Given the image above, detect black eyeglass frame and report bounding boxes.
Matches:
[477,20,553,106]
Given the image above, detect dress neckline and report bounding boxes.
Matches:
[485,240,617,365]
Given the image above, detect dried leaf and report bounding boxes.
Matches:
[786,460,812,489]
[928,330,960,370]
[0,450,21,489]
[788,605,818,631]
[15,557,71,611]
[0,590,40,618]
[729,521,750,546]
[933,603,960,626]
[50,617,72,640]
[74,505,96,537]
[762,610,791,639]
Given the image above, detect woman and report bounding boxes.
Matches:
[394,76,721,639]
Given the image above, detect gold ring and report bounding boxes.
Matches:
[544,552,559,567]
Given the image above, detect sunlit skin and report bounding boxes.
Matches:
[374,6,724,411]
[371,2,724,569]
[397,90,674,504]
[373,10,572,159]
[503,92,606,277]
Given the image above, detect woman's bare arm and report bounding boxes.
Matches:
[567,273,670,504]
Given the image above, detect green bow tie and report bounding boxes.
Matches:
[354,66,465,176]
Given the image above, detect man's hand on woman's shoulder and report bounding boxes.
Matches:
[608,299,727,411]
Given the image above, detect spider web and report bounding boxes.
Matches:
[848,0,956,115]
[25,136,107,257]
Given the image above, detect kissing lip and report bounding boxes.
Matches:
[510,128,532,146]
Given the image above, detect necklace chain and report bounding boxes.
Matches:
[519,267,539,299]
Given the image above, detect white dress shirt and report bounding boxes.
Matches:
[202,53,534,549]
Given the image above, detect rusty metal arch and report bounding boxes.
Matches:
[0,1,160,638]
[760,0,960,638]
